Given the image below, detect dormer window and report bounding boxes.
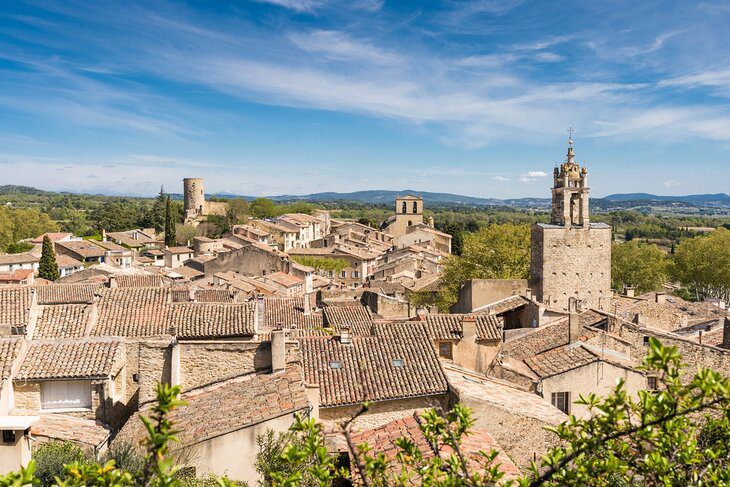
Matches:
[392,359,404,367]
[329,361,342,369]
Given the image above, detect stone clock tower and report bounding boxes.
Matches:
[530,133,611,311]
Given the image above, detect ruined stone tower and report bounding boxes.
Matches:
[183,177,205,220]
[530,135,611,311]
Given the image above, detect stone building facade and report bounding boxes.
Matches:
[531,140,611,311]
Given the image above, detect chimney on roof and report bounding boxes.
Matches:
[461,315,477,343]
[304,273,314,316]
[416,306,428,321]
[633,313,646,328]
[721,316,730,350]
[170,338,181,387]
[108,275,118,288]
[624,287,635,298]
[339,324,352,345]
[101,229,107,242]
[655,292,667,305]
[568,298,580,343]
[257,295,265,326]
[271,329,286,374]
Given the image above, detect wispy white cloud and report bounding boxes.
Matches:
[252,0,324,13]
[491,175,509,182]
[519,170,548,183]
[289,30,402,65]
[663,180,681,188]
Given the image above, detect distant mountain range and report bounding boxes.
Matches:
[2,185,729,210]
[602,193,730,207]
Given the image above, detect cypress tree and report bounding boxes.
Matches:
[164,195,176,247]
[38,235,60,281]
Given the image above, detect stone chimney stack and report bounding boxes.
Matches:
[303,272,314,316]
[655,292,667,305]
[568,297,581,343]
[625,287,635,298]
[339,324,352,345]
[461,315,477,343]
[271,329,286,374]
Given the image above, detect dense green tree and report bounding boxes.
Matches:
[250,198,277,219]
[38,235,60,281]
[672,228,730,302]
[141,186,167,231]
[176,224,198,246]
[164,196,176,248]
[226,198,250,225]
[442,222,464,255]
[611,241,668,293]
[290,255,350,274]
[437,224,531,310]
[5,241,34,254]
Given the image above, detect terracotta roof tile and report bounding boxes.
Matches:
[350,412,520,482]
[524,345,598,379]
[0,338,22,380]
[34,304,89,339]
[35,283,101,304]
[300,323,447,407]
[16,339,124,380]
[0,287,32,328]
[56,240,106,258]
[168,303,256,338]
[423,314,503,341]
[117,366,309,448]
[93,288,171,337]
[114,275,163,288]
[27,414,110,449]
[323,305,373,336]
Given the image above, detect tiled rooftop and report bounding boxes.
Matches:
[300,323,448,407]
[93,287,171,337]
[323,305,373,336]
[34,304,89,339]
[16,412,111,449]
[423,314,504,341]
[16,339,124,380]
[0,287,31,328]
[168,303,256,338]
[56,240,106,258]
[35,283,101,304]
[350,412,521,482]
[0,338,22,380]
[114,274,163,288]
[523,345,598,379]
[117,366,309,449]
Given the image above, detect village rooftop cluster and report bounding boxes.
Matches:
[0,142,728,481]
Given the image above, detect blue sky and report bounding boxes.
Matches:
[0,0,729,198]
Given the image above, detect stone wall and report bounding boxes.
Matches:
[178,341,272,392]
[531,225,611,312]
[361,291,413,319]
[138,341,172,406]
[320,395,446,430]
[13,380,108,422]
[540,361,646,419]
[451,279,529,314]
[608,319,730,379]
[189,244,290,278]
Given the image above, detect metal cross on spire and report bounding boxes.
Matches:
[567,126,575,146]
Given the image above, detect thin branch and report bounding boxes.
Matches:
[340,403,371,487]
[529,396,730,487]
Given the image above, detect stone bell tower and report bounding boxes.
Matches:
[550,133,590,228]
[531,129,611,312]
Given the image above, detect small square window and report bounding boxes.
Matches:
[551,391,570,414]
[329,361,342,369]
[647,376,659,391]
[392,359,405,367]
[643,336,650,346]
[2,430,16,444]
[438,341,453,359]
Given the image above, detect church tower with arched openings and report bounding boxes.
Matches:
[530,130,612,312]
[381,195,423,237]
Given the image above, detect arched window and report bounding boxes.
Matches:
[413,201,418,213]
[401,201,407,213]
